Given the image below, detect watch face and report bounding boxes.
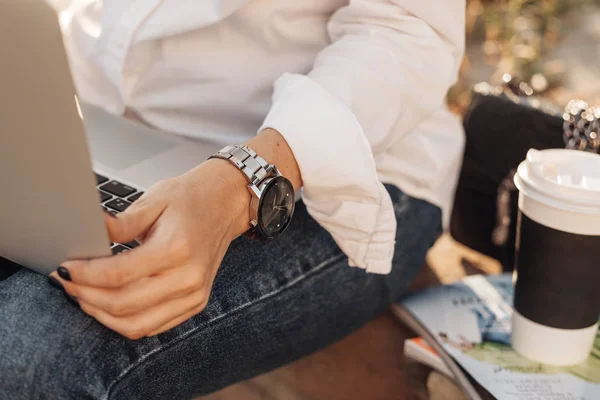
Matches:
[258,176,295,238]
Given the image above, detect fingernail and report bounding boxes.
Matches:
[57,267,72,281]
[64,292,80,308]
[48,275,64,290]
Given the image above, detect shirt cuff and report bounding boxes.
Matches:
[258,73,397,274]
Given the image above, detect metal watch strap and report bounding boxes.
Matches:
[209,145,276,186]
[209,145,279,243]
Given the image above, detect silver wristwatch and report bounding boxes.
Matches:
[209,145,295,242]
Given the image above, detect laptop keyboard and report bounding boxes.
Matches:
[95,172,145,254]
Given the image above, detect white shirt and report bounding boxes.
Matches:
[51,0,465,274]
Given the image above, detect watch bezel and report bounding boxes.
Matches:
[254,175,295,239]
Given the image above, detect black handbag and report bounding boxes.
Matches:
[450,78,600,271]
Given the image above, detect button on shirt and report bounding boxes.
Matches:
[52,0,466,274]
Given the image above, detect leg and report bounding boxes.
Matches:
[0,185,441,400]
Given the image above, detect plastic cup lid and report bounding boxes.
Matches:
[514,149,600,214]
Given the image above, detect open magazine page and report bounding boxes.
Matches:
[400,273,600,400]
[393,305,487,400]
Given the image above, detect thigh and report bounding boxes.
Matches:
[0,185,441,400]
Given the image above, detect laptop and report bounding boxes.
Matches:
[0,1,216,275]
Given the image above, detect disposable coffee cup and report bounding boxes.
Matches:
[512,149,600,366]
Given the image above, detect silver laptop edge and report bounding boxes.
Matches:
[0,1,215,274]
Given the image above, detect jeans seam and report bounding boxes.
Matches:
[104,252,346,400]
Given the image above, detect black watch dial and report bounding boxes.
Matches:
[257,176,295,238]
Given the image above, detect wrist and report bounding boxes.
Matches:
[187,129,302,240]
[245,128,302,191]
[186,158,251,238]
[213,159,253,238]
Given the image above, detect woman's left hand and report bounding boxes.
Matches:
[50,129,301,339]
[50,159,252,339]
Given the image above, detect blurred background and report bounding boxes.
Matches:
[450,0,600,113]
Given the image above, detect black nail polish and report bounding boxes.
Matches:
[48,276,64,290]
[57,267,72,281]
[64,292,80,308]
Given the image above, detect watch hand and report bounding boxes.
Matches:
[263,211,278,227]
[273,189,281,206]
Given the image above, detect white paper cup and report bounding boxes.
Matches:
[512,149,600,366]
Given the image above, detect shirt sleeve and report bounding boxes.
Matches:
[46,0,74,12]
[259,0,465,274]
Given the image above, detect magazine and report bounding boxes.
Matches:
[404,337,454,379]
[397,273,600,400]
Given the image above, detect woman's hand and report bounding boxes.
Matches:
[49,129,302,339]
[50,159,249,339]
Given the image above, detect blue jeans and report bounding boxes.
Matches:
[0,185,441,400]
